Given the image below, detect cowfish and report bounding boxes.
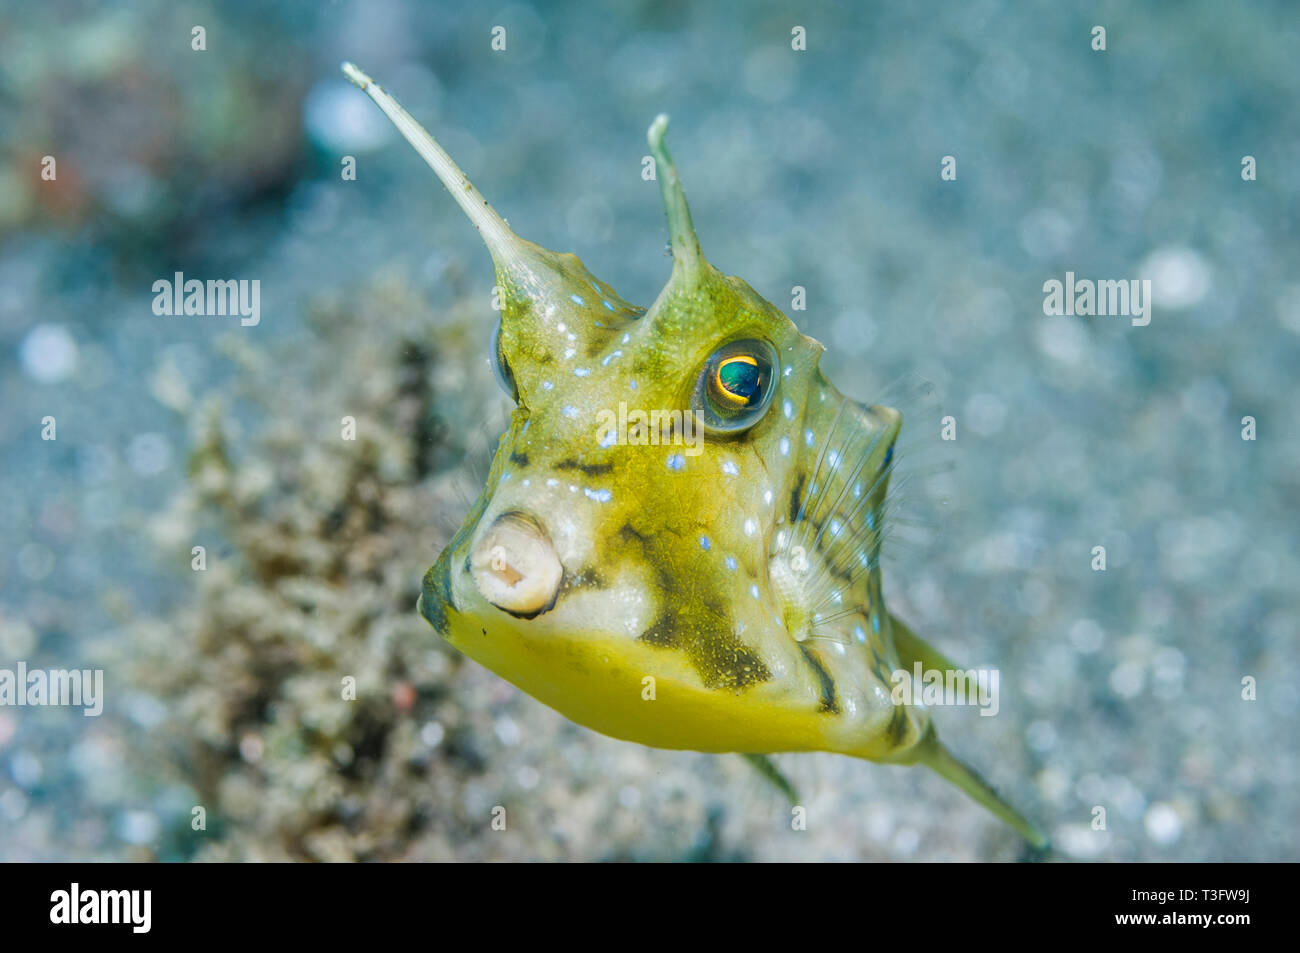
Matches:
[341,62,1047,848]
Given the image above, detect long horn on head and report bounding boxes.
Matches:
[641,113,735,336]
[647,114,704,277]
[341,62,642,326]
[342,62,523,265]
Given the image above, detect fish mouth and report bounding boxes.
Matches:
[467,510,564,619]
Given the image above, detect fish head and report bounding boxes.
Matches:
[344,65,918,757]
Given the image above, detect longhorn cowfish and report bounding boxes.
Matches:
[341,62,1047,849]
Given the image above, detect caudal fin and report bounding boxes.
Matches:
[890,612,962,673]
[912,727,1049,850]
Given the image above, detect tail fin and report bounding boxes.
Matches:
[912,727,1049,850]
[890,612,962,673]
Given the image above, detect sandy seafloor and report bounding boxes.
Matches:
[1,0,1297,861]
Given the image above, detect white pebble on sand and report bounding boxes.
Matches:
[1140,246,1211,310]
[20,324,78,383]
[1144,802,1183,845]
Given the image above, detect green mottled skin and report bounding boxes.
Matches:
[343,61,1046,845]
[426,239,918,759]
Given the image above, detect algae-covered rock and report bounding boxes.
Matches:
[130,273,507,860]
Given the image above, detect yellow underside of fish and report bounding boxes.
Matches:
[439,608,909,760]
[346,57,1049,846]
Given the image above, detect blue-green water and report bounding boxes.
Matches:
[1,0,1297,860]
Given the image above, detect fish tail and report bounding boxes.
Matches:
[909,726,1050,850]
[889,612,961,673]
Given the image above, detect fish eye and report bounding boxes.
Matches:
[693,338,779,432]
[492,318,518,401]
